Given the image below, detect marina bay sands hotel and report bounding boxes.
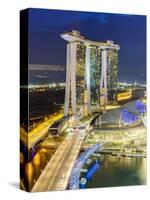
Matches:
[61,30,120,117]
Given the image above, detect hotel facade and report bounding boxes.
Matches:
[61,30,120,117]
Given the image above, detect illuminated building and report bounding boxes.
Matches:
[117,90,132,101]
[121,109,139,126]
[90,47,101,112]
[134,100,146,115]
[61,30,120,117]
[107,48,119,91]
[76,43,86,116]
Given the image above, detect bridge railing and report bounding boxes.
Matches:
[68,143,101,190]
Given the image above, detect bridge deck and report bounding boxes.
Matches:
[31,128,87,192]
[20,112,63,150]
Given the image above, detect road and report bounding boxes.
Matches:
[31,127,87,192]
[20,112,63,149]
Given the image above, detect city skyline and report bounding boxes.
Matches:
[28,8,146,84]
[20,8,147,192]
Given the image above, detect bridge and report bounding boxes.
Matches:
[68,143,101,190]
[31,126,86,191]
[20,112,63,150]
[31,118,95,192]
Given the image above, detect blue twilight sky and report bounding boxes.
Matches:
[28,8,146,83]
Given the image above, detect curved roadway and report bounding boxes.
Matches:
[32,127,87,192]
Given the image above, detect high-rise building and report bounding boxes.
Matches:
[106,47,119,102]
[90,47,101,112]
[107,48,119,91]
[76,43,86,116]
[61,30,120,118]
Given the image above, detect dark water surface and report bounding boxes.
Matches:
[80,155,146,189]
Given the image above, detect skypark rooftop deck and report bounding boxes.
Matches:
[61,30,120,50]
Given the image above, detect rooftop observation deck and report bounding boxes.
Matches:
[61,30,120,50]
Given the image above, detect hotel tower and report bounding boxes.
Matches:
[61,30,120,117]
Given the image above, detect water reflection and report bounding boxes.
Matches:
[85,160,101,180]
[20,147,56,191]
[80,161,101,189]
[80,155,147,189]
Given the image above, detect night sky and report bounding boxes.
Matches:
[28,8,146,83]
